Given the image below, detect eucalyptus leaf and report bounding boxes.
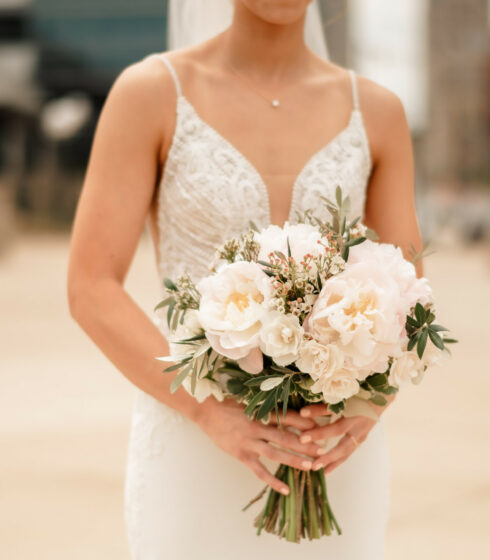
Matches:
[169,364,192,393]
[260,377,284,391]
[154,295,174,311]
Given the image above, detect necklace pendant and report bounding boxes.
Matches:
[271,99,280,108]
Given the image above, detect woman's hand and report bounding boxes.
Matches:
[298,399,392,475]
[194,398,327,495]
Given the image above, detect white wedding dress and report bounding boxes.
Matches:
[124,52,391,559]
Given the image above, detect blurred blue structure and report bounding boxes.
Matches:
[31,0,169,94]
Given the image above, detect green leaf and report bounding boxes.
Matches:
[162,358,192,372]
[164,278,177,291]
[256,389,278,421]
[407,333,418,351]
[287,237,292,258]
[274,250,287,260]
[329,401,345,414]
[430,324,449,332]
[227,377,246,395]
[345,236,366,248]
[260,376,284,391]
[244,390,267,416]
[154,295,174,311]
[414,302,427,325]
[244,375,274,387]
[377,385,398,395]
[347,216,361,229]
[366,373,388,387]
[369,394,387,406]
[428,329,445,350]
[166,300,176,327]
[335,185,342,207]
[417,328,429,359]
[281,376,292,417]
[406,315,420,329]
[426,312,435,324]
[169,364,192,393]
[442,337,458,344]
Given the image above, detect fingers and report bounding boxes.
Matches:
[266,409,317,431]
[311,432,359,471]
[243,454,290,495]
[250,440,314,472]
[257,424,325,458]
[299,403,334,418]
[299,416,355,443]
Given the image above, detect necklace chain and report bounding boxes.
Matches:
[225,64,287,109]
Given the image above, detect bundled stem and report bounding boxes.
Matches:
[250,464,341,543]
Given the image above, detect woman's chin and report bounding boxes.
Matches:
[239,0,311,25]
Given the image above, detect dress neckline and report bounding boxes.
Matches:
[167,94,361,228]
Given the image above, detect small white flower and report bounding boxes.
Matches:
[259,311,303,367]
[389,349,423,388]
[182,374,224,403]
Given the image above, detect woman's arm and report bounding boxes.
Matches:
[363,80,424,279]
[66,58,203,418]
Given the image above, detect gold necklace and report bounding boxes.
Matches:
[226,65,290,109]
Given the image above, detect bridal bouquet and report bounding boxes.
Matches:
[155,187,456,543]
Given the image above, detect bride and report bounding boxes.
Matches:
[67,1,424,558]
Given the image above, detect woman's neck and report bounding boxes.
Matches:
[219,3,312,82]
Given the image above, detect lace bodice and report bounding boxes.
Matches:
[149,53,373,303]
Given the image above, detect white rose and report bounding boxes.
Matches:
[256,223,324,264]
[197,261,271,374]
[296,339,344,379]
[259,311,303,366]
[310,366,360,404]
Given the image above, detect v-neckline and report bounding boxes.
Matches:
[176,95,359,228]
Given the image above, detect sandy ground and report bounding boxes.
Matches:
[1,229,489,559]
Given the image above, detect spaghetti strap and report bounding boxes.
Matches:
[154,53,182,97]
[348,69,360,111]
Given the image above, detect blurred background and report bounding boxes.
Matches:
[0,0,489,558]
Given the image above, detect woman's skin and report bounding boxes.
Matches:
[67,0,424,496]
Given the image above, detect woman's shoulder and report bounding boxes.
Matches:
[354,71,411,162]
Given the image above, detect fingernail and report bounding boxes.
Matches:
[301,460,313,470]
[313,463,324,471]
[300,435,312,443]
[280,486,290,495]
[300,409,310,417]
[316,447,328,455]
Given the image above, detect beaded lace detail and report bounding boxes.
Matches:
[154,53,372,289]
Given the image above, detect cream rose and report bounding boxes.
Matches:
[310,366,360,404]
[259,312,303,366]
[295,339,344,379]
[197,261,271,373]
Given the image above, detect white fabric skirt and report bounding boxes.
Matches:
[124,389,391,560]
